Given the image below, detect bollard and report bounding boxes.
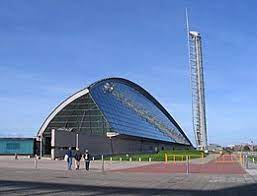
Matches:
[15,153,18,160]
[92,156,95,161]
[246,155,249,169]
[139,157,141,162]
[34,154,38,169]
[243,155,245,167]
[119,157,122,162]
[164,153,168,163]
[173,155,176,163]
[101,155,104,172]
[253,157,255,164]
[186,155,189,174]
[149,157,151,162]
[240,153,244,166]
[110,157,112,161]
[129,157,132,162]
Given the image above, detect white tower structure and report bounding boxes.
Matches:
[186,10,208,150]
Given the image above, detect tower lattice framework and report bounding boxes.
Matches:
[188,31,208,150]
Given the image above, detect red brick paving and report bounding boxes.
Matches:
[112,154,246,174]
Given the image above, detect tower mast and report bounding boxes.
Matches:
[186,9,208,150]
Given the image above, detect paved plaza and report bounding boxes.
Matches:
[113,155,246,174]
[0,155,257,195]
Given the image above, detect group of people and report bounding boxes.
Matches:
[65,147,91,171]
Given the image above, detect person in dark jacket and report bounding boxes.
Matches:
[74,148,82,170]
[66,147,73,170]
[83,149,91,171]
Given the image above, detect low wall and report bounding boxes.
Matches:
[51,130,192,159]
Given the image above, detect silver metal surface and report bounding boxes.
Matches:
[186,9,208,150]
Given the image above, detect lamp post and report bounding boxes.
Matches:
[76,133,79,149]
[39,135,43,158]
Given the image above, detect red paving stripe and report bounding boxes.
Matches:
[112,155,246,174]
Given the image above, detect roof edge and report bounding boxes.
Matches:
[37,88,89,137]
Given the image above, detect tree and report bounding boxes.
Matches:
[243,145,251,151]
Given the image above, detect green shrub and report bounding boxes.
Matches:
[104,150,206,162]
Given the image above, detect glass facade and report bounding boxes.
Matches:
[44,93,111,137]
[90,79,190,145]
[42,78,190,146]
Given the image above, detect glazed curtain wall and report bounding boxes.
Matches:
[90,80,189,145]
[43,93,110,137]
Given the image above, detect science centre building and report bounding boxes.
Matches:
[37,78,193,158]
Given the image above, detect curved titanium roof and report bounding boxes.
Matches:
[38,77,192,146]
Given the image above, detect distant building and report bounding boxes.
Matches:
[227,144,257,152]
[207,143,223,152]
[0,138,34,155]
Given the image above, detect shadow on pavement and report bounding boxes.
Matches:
[0,180,257,196]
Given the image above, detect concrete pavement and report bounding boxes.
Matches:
[0,158,154,171]
[0,167,257,195]
[0,155,257,195]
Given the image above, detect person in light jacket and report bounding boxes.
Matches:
[83,149,91,171]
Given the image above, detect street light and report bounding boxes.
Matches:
[38,135,43,158]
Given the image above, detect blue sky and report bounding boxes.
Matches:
[0,0,256,146]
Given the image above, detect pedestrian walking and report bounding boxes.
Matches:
[74,148,82,170]
[83,149,91,171]
[65,147,73,170]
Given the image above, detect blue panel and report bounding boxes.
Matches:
[0,138,34,155]
[90,79,189,145]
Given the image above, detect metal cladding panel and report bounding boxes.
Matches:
[52,133,193,158]
[53,130,76,148]
[89,79,190,145]
[0,138,34,155]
